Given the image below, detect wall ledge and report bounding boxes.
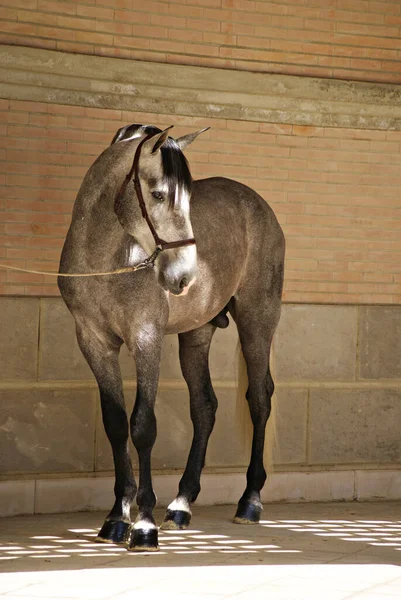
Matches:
[1,469,400,516]
[0,45,401,130]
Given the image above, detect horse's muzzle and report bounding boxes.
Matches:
[167,273,196,296]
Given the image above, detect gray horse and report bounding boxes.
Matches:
[58,124,285,552]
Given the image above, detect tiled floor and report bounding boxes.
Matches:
[0,502,400,599]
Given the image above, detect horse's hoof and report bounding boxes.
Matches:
[160,509,191,530]
[96,520,131,544]
[233,501,262,525]
[128,528,159,552]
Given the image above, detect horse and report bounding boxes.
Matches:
[58,123,285,552]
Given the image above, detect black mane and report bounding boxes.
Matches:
[143,125,193,207]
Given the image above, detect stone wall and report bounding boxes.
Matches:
[1,297,400,515]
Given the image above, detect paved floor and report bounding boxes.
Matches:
[0,502,400,599]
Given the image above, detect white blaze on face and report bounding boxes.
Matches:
[150,183,197,292]
[176,243,197,293]
[171,184,197,275]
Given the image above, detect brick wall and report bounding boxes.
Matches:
[0,0,400,84]
[1,98,400,304]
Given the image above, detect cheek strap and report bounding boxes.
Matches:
[115,134,196,251]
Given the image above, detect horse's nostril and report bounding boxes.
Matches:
[179,277,188,291]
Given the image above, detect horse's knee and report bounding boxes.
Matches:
[130,405,157,449]
[101,395,129,445]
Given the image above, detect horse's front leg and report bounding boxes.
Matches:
[161,323,217,530]
[127,331,163,552]
[76,326,136,545]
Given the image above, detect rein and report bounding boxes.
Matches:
[0,133,196,279]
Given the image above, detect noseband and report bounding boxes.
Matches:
[114,134,196,262]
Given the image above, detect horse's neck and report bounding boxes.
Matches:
[63,187,140,273]
[62,141,146,272]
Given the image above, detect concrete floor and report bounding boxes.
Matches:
[0,502,400,599]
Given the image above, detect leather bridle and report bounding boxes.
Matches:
[1,134,198,280]
[114,134,196,267]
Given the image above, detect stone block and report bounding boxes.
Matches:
[95,384,307,473]
[160,317,238,381]
[207,386,307,468]
[273,387,307,465]
[0,480,35,516]
[309,387,401,464]
[356,469,401,500]
[35,476,113,514]
[262,470,355,502]
[274,304,358,381]
[39,298,142,381]
[0,388,96,473]
[206,387,247,468]
[196,473,246,506]
[209,320,238,381]
[160,335,181,380]
[39,298,94,381]
[96,386,193,471]
[153,388,192,470]
[97,384,246,473]
[0,298,39,381]
[359,306,401,379]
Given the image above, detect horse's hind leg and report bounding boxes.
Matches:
[231,293,281,525]
[161,323,217,530]
[76,326,136,544]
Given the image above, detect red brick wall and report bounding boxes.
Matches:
[1,99,400,304]
[0,0,400,84]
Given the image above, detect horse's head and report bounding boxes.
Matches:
[113,124,208,296]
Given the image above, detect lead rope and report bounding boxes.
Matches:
[0,247,162,278]
[0,131,195,280]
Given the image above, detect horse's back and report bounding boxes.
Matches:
[193,175,281,221]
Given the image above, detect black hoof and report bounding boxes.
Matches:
[96,520,131,544]
[233,500,262,524]
[160,509,191,530]
[128,528,159,552]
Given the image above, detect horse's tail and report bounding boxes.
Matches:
[235,341,276,475]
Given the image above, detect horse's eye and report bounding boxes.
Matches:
[151,191,164,202]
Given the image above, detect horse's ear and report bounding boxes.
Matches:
[110,124,144,145]
[142,126,174,155]
[176,127,210,151]
[110,125,130,145]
